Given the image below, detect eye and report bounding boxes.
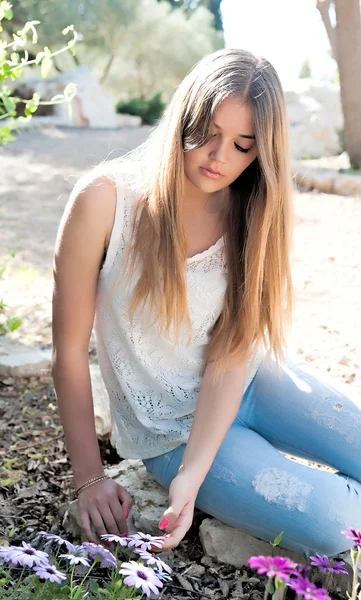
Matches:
[235,143,250,154]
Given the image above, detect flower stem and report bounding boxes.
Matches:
[351,547,361,600]
[263,576,272,600]
[72,561,96,600]
[12,565,25,597]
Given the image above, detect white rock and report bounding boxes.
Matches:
[285,79,343,159]
[292,163,361,196]
[89,363,112,439]
[0,348,51,377]
[199,518,306,568]
[333,175,361,196]
[116,113,142,128]
[14,66,118,129]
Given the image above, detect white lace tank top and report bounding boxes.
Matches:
[94,174,263,459]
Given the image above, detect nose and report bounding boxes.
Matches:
[209,139,227,163]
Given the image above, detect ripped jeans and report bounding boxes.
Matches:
[142,352,361,557]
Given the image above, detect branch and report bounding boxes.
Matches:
[316,0,339,64]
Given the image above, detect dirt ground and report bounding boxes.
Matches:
[0,124,360,394]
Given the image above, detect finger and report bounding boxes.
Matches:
[108,497,128,536]
[116,485,133,518]
[159,522,187,551]
[89,507,108,541]
[80,509,98,544]
[96,503,122,536]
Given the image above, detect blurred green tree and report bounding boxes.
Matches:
[299,58,312,78]
[156,0,223,32]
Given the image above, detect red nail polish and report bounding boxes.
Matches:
[125,509,129,519]
[158,518,169,530]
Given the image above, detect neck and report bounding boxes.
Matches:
[183,178,229,214]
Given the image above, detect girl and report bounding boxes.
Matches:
[52,48,361,559]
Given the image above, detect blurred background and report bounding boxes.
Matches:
[0,0,360,557]
[0,0,360,391]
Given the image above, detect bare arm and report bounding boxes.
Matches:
[179,359,247,487]
[52,175,132,541]
[52,176,114,485]
[158,359,247,550]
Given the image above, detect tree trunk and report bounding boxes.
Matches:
[335,0,361,168]
[99,53,115,85]
[316,0,338,63]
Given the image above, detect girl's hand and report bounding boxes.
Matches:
[77,478,133,543]
[156,473,199,551]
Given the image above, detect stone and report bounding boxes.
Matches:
[285,79,343,159]
[12,66,118,129]
[199,518,306,568]
[62,460,169,539]
[89,363,112,439]
[0,348,51,378]
[292,163,361,197]
[332,175,361,197]
[115,113,142,128]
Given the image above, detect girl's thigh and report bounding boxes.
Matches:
[238,351,361,481]
[143,423,361,557]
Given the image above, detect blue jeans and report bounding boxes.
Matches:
[143,353,361,557]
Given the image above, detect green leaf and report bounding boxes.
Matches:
[49,94,64,103]
[1,93,16,114]
[62,25,74,36]
[7,248,15,257]
[6,317,22,331]
[89,579,100,594]
[270,531,284,547]
[64,82,76,98]
[35,51,46,65]
[41,55,52,78]
[268,584,275,594]
[67,99,73,121]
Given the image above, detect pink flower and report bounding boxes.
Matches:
[288,574,330,599]
[341,527,361,547]
[248,555,298,580]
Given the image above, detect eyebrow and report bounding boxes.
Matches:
[213,122,256,140]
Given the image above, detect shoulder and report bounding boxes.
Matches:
[67,170,118,252]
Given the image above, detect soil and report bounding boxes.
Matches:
[0,125,360,599]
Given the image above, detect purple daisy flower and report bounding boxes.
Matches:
[4,542,49,568]
[127,532,165,552]
[59,546,90,567]
[341,528,361,547]
[33,564,67,584]
[100,534,130,547]
[82,542,117,568]
[119,560,163,597]
[248,555,298,580]
[0,546,14,561]
[288,574,330,599]
[294,563,312,578]
[310,553,348,574]
[134,548,172,574]
[39,531,75,553]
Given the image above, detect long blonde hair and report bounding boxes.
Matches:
[100,48,294,381]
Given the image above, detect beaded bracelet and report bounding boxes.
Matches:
[75,475,109,498]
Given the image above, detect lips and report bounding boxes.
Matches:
[202,166,223,176]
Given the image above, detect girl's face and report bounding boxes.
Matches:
[183,96,257,197]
